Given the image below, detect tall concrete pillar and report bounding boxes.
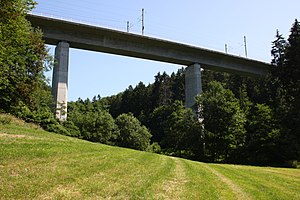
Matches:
[52,41,69,121]
[185,63,202,109]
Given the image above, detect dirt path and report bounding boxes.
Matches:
[203,164,251,200]
[156,157,188,200]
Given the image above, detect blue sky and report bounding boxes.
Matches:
[32,0,300,101]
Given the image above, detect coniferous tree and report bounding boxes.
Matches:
[119,85,134,114]
[151,72,173,108]
[268,20,300,165]
[281,20,300,162]
[170,68,185,102]
[246,103,281,165]
[271,30,286,68]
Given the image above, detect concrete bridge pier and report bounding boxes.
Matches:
[52,41,69,121]
[185,63,202,109]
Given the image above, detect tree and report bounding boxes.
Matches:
[147,104,173,144]
[170,68,185,102]
[69,110,116,144]
[279,20,300,163]
[271,30,286,68]
[284,19,300,94]
[67,99,117,144]
[105,93,123,118]
[147,101,203,159]
[268,20,300,165]
[151,72,173,108]
[119,85,134,114]
[115,113,151,151]
[0,0,52,113]
[246,103,280,165]
[196,81,247,162]
[0,0,63,135]
[161,101,203,159]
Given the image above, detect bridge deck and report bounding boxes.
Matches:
[27,14,271,76]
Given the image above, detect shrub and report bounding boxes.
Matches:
[115,113,152,151]
[0,114,12,125]
[45,123,70,136]
[146,142,161,153]
[62,121,81,138]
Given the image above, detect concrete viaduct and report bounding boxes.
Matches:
[27,14,271,120]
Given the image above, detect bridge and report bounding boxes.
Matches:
[26,14,271,120]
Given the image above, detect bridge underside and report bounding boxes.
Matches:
[53,41,203,120]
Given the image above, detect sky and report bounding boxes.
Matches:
[31,0,300,101]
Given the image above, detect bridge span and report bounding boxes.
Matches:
[26,14,271,120]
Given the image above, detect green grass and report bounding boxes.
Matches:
[1,114,299,200]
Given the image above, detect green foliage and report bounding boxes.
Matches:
[105,68,185,119]
[67,98,117,144]
[115,113,152,151]
[268,20,300,165]
[0,0,52,113]
[2,0,297,168]
[46,123,69,136]
[61,120,81,137]
[0,0,36,18]
[0,0,57,134]
[271,30,286,67]
[10,101,71,136]
[196,81,247,162]
[151,72,173,106]
[285,19,300,92]
[246,103,281,165]
[70,110,116,144]
[148,101,203,159]
[64,19,300,165]
[147,103,173,143]
[146,142,161,153]
[0,114,12,125]
[1,117,299,199]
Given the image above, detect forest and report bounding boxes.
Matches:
[1,0,299,167]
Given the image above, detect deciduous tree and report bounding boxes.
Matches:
[0,0,52,113]
[196,81,246,162]
[115,113,151,151]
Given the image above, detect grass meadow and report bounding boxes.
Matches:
[0,114,299,199]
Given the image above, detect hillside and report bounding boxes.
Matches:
[0,114,299,200]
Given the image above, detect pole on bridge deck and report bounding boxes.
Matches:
[244,36,248,58]
[142,8,145,35]
[52,41,69,121]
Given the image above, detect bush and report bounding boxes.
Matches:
[115,113,152,151]
[62,121,81,138]
[45,123,70,136]
[0,114,12,125]
[69,110,116,144]
[147,142,161,153]
[10,101,71,136]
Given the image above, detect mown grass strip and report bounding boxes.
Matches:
[179,160,236,200]
[209,164,300,200]
[202,163,251,200]
[154,157,188,200]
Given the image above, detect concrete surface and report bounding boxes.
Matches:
[52,41,69,120]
